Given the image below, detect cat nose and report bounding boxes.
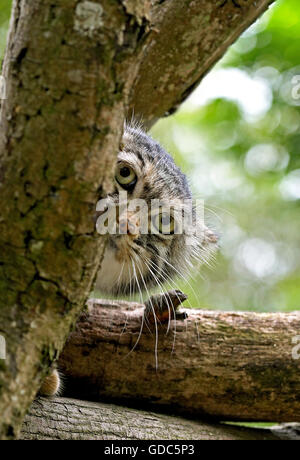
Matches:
[119,212,140,237]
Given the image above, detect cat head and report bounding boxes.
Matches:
[96,123,218,296]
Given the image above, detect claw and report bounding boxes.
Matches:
[144,289,188,325]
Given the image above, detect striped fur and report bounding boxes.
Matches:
[96,122,217,297]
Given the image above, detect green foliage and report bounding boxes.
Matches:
[152,0,300,312]
[0,0,12,65]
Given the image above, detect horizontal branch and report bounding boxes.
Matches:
[21,397,298,440]
[58,299,300,423]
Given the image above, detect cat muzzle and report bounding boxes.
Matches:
[118,211,140,238]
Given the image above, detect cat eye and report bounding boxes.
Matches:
[152,210,175,235]
[115,163,137,190]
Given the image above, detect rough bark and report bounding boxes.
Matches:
[129,0,275,126]
[21,397,297,440]
[58,299,300,423]
[0,0,149,439]
[0,0,275,439]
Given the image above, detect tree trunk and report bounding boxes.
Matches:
[0,0,275,439]
[58,299,300,423]
[21,397,298,440]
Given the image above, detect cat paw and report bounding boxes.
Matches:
[39,369,61,397]
[144,289,188,325]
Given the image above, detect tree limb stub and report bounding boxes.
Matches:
[59,299,300,423]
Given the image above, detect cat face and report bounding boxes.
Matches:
[95,124,217,296]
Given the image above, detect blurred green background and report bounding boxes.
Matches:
[1,0,300,312]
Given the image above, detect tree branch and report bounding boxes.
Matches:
[129,0,275,126]
[58,299,300,423]
[21,397,297,440]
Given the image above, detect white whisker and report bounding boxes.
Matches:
[143,257,175,332]
[155,253,201,308]
[132,252,159,370]
[143,257,178,353]
[123,258,145,359]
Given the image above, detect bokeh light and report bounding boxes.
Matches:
[151,0,300,312]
